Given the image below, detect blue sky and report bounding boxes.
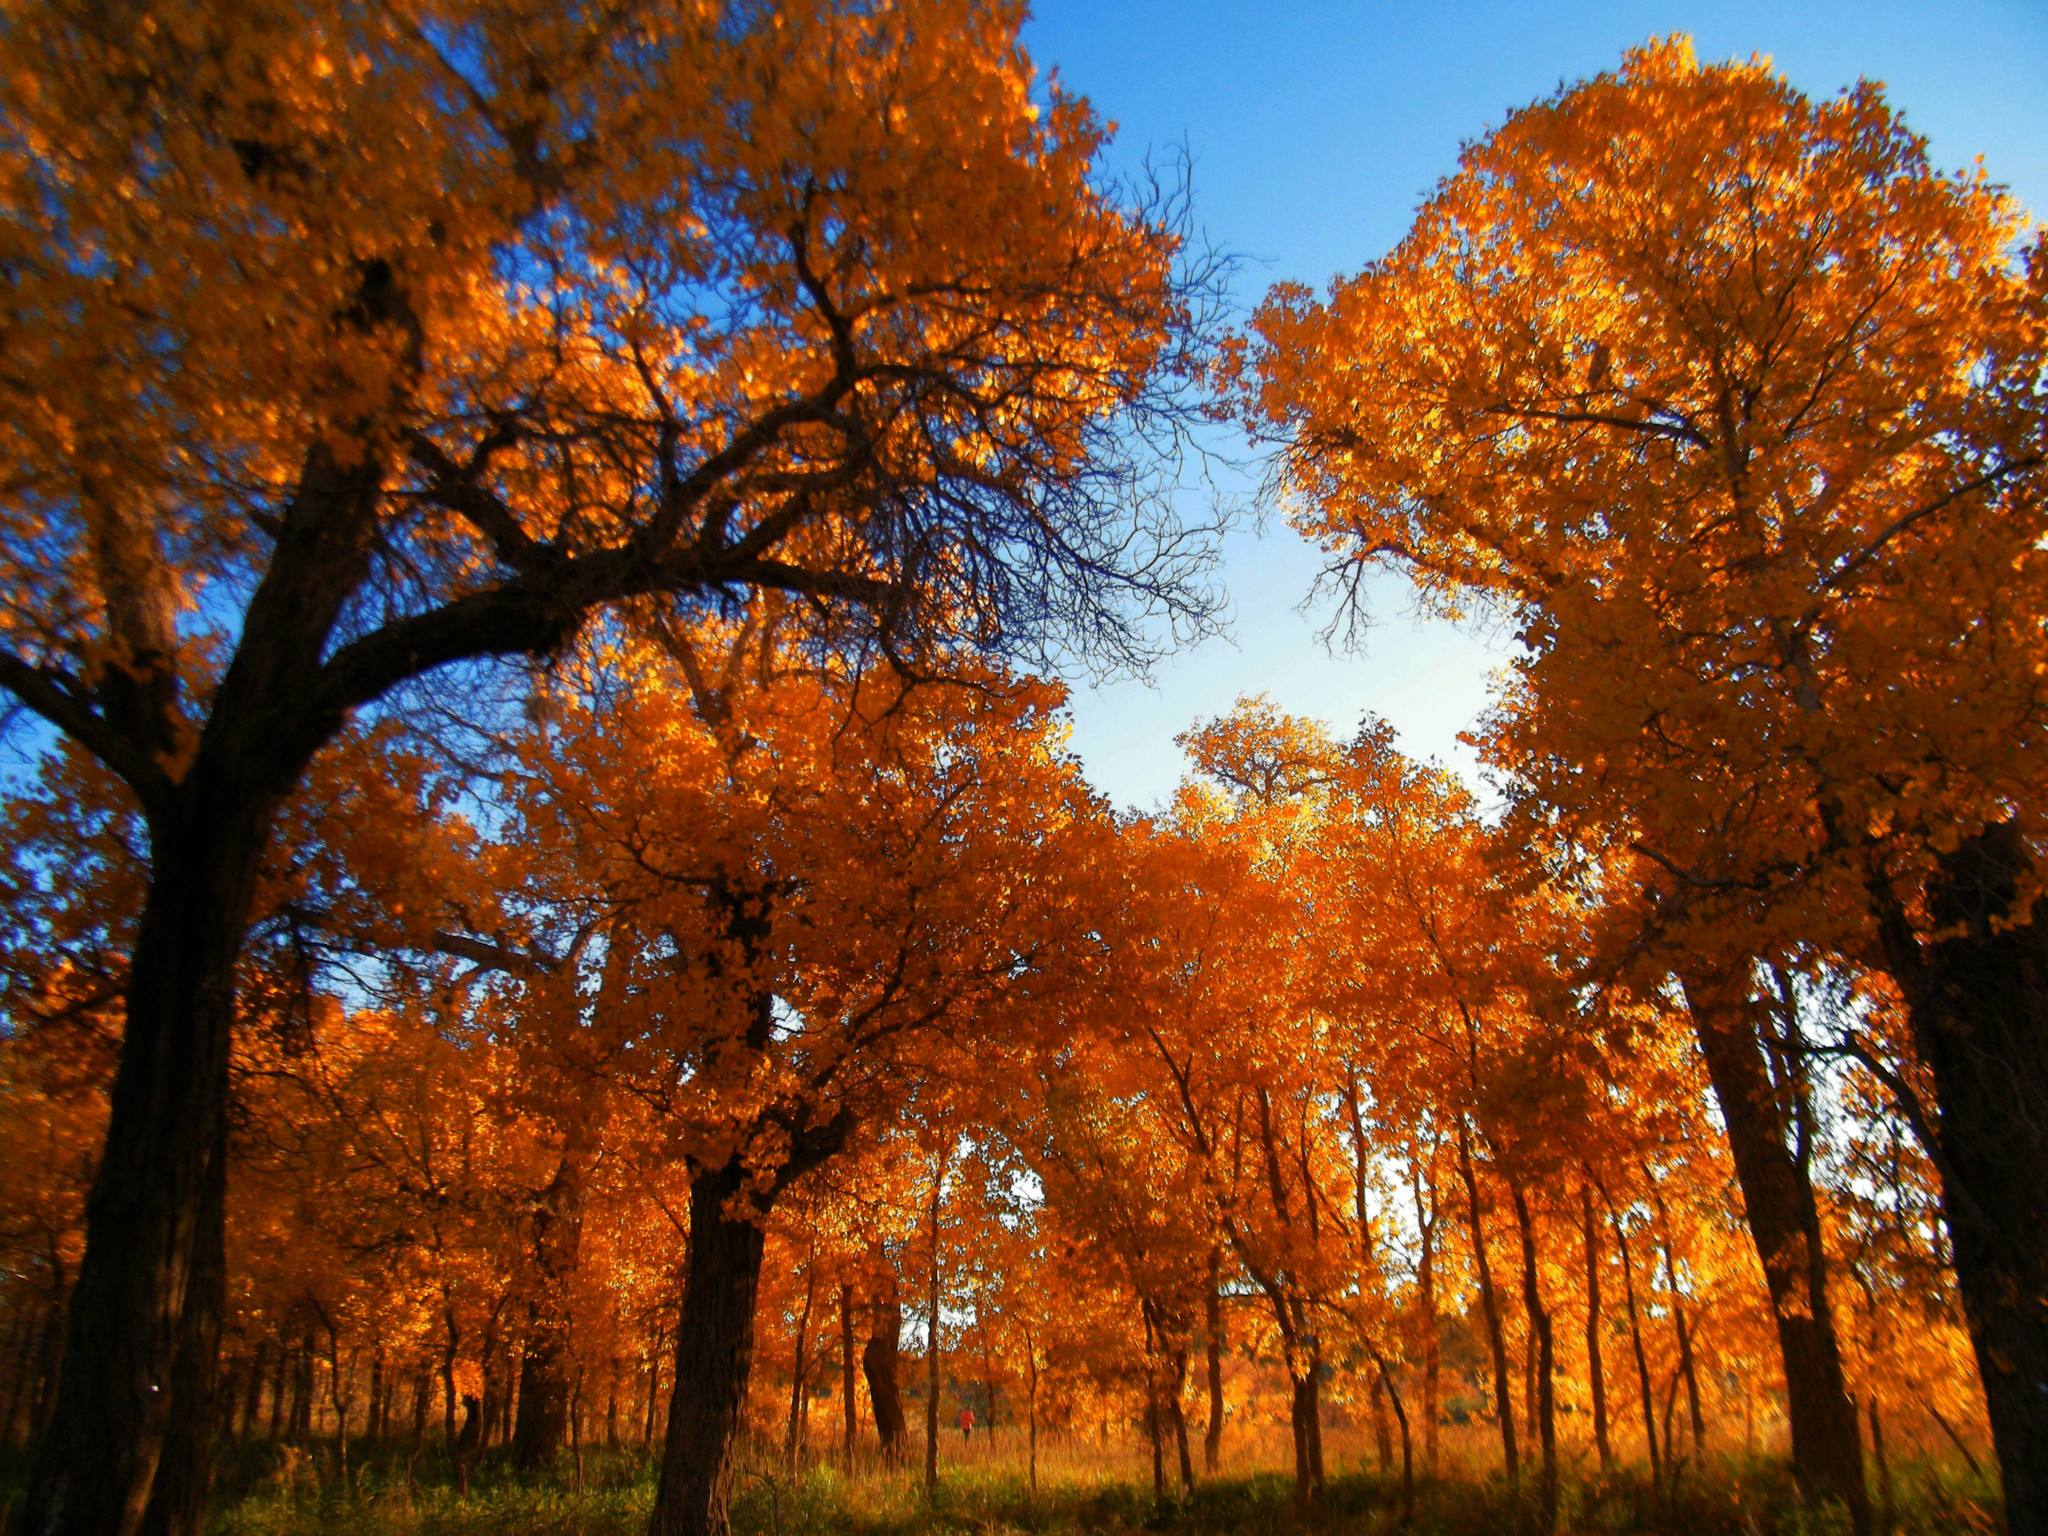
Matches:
[1019,0,2048,814]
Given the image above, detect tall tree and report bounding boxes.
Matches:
[0,2,1221,1529]
[1246,37,2044,1527]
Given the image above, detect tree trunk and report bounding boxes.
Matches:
[513,1127,593,1470]
[923,1156,945,1497]
[839,1283,858,1458]
[1203,1249,1224,1475]
[862,1272,908,1462]
[1581,1181,1612,1473]
[1414,1161,1440,1477]
[647,1160,770,1536]
[1024,1332,1039,1496]
[784,1264,814,1467]
[1456,1122,1516,1480]
[1676,964,1867,1531]
[1611,1207,1662,1493]
[1871,822,2048,1535]
[1510,1181,1557,1530]
[21,791,271,1536]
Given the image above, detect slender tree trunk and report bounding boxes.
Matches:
[1676,964,1866,1531]
[1456,1122,1517,1480]
[267,1346,288,1443]
[1145,1393,1165,1498]
[1869,823,2048,1535]
[922,1153,946,1497]
[1611,1208,1662,1493]
[1510,1181,1557,1530]
[647,1159,771,1536]
[1414,1163,1440,1477]
[1203,1249,1224,1474]
[1868,1394,1893,1534]
[839,1283,858,1459]
[1581,1182,1612,1473]
[1024,1331,1039,1496]
[1370,1349,1414,1520]
[1144,1306,1166,1504]
[784,1263,815,1466]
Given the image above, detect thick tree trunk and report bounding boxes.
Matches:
[862,1273,908,1461]
[1456,1123,1517,1480]
[647,1160,770,1536]
[513,1128,593,1470]
[19,789,268,1536]
[1872,823,2048,1536]
[1677,965,1867,1532]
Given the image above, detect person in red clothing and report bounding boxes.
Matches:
[958,1405,975,1441]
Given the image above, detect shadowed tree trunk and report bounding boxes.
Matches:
[1676,963,1866,1532]
[512,1122,594,1470]
[1867,822,2048,1535]
[648,1159,770,1536]
[840,1283,858,1458]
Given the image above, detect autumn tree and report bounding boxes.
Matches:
[0,0,1229,1527]
[1246,37,2045,1528]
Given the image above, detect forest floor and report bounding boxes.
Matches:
[0,1436,2003,1535]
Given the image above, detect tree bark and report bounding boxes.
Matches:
[923,1154,945,1497]
[784,1262,816,1466]
[1870,822,2048,1536]
[862,1269,908,1462]
[839,1283,858,1458]
[1676,964,1867,1532]
[512,1126,593,1470]
[1510,1181,1557,1530]
[1611,1204,1662,1493]
[21,788,269,1536]
[1202,1249,1224,1475]
[1456,1122,1517,1480]
[1581,1181,1612,1473]
[647,1160,770,1536]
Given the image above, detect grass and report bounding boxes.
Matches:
[1,1430,2006,1535]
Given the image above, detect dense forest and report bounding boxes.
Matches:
[0,6,2042,1536]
